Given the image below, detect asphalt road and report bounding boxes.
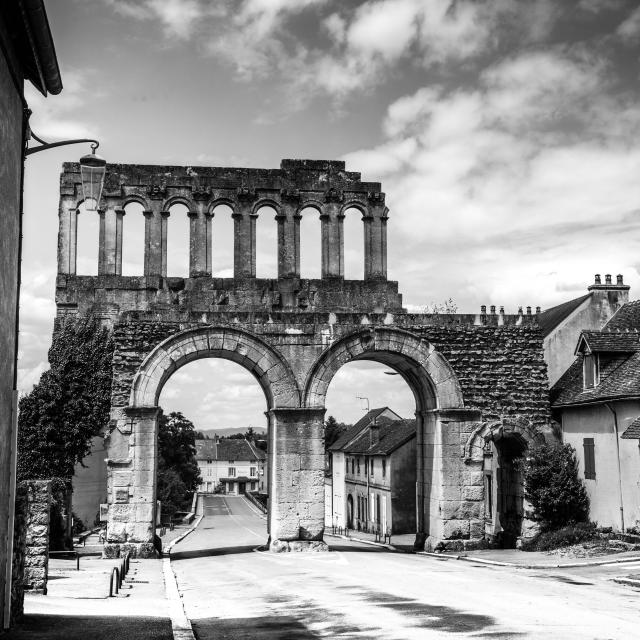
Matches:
[170,495,640,639]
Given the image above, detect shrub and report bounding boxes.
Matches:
[521,522,597,551]
[521,442,589,531]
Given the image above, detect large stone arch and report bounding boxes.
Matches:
[303,327,464,411]
[130,325,300,409]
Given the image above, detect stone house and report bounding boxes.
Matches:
[196,438,266,495]
[0,0,61,626]
[551,300,640,532]
[326,408,417,535]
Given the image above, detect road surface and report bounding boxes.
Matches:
[170,495,640,639]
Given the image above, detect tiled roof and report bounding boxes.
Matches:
[621,416,640,439]
[577,330,640,354]
[195,439,265,461]
[604,300,640,331]
[552,352,640,407]
[328,407,401,451]
[334,419,416,455]
[537,294,591,336]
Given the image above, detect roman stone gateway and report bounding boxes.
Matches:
[55,159,552,556]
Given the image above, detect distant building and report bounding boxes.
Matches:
[195,438,266,495]
[326,408,416,535]
[1,0,62,627]
[552,299,640,531]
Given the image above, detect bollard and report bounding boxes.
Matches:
[109,567,120,597]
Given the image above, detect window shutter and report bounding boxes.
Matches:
[583,438,596,479]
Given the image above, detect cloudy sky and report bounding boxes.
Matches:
[19,0,640,430]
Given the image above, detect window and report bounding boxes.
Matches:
[583,354,599,389]
[228,467,236,477]
[351,458,355,474]
[370,458,374,475]
[206,459,212,464]
[382,459,386,477]
[250,467,257,477]
[356,458,360,474]
[228,459,235,464]
[484,473,493,518]
[583,438,596,479]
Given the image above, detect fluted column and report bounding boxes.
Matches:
[363,205,388,280]
[143,199,164,276]
[320,201,344,278]
[189,199,212,278]
[57,196,77,275]
[98,197,124,275]
[276,204,300,278]
[233,202,256,278]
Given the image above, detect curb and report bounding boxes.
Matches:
[325,532,396,551]
[612,576,640,587]
[163,515,203,640]
[416,551,640,570]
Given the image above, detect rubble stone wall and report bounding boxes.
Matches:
[22,480,51,594]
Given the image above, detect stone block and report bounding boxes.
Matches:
[462,486,484,501]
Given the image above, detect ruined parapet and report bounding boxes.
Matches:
[18,480,51,594]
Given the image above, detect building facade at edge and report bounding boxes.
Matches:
[196,438,266,495]
[551,299,640,531]
[326,408,416,535]
[0,0,62,627]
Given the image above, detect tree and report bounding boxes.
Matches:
[157,411,201,518]
[521,442,590,531]
[17,315,113,482]
[324,416,349,450]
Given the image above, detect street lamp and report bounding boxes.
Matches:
[25,130,106,211]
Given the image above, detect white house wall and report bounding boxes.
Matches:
[562,402,640,531]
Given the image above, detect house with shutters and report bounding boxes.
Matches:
[325,407,416,535]
[551,299,640,532]
[195,437,266,495]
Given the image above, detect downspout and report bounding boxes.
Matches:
[604,403,625,533]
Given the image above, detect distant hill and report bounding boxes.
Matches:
[196,427,267,439]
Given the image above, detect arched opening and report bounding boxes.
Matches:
[159,358,268,500]
[324,358,418,538]
[122,201,145,276]
[299,206,321,279]
[255,205,278,278]
[166,203,190,277]
[211,203,234,278]
[343,207,364,280]
[76,201,100,275]
[482,432,527,549]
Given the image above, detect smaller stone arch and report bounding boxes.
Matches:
[297,200,324,216]
[122,194,150,210]
[303,327,464,411]
[463,417,546,463]
[162,195,195,212]
[252,198,282,216]
[340,200,368,216]
[209,197,236,214]
[130,325,300,408]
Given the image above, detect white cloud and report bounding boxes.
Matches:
[617,5,640,43]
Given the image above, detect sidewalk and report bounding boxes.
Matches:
[3,525,196,639]
[326,529,417,552]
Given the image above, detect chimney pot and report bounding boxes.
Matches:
[499,306,505,314]
[536,306,541,314]
[490,305,496,315]
[595,274,601,285]
[518,306,523,315]
[526,306,532,315]
[605,274,612,284]
[617,274,624,285]
[481,305,487,314]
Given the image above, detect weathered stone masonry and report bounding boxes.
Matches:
[55,159,552,555]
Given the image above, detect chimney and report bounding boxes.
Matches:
[480,305,487,315]
[369,421,380,447]
[617,274,624,285]
[526,306,532,315]
[535,306,541,314]
[499,306,505,315]
[605,274,612,285]
[594,274,601,285]
[490,305,496,315]
[518,306,523,315]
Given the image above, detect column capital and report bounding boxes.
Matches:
[187,210,199,218]
[115,209,126,217]
[161,211,170,219]
[269,407,326,419]
[143,210,154,218]
[123,405,162,419]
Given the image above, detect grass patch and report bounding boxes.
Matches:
[521,522,598,552]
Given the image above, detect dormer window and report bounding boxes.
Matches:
[583,354,599,389]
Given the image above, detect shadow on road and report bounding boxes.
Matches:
[4,614,173,640]
[171,544,259,561]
